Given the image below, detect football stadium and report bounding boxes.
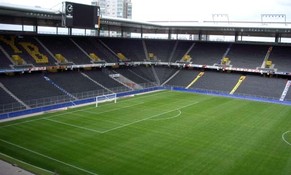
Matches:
[0,1,291,175]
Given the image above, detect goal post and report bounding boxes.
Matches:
[96,93,117,107]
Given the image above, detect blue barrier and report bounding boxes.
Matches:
[173,87,291,106]
[0,86,164,120]
[1,86,290,121]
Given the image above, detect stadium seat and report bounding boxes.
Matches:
[89,53,101,62]
[0,35,22,54]
[19,42,48,64]
[148,52,157,61]
[117,53,129,62]
[265,60,272,68]
[182,54,192,62]
[11,55,25,65]
[221,57,230,65]
[55,53,68,64]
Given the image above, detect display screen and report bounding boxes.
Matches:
[65,2,100,29]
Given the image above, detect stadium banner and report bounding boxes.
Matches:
[1,61,291,77]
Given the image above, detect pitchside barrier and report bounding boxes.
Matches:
[0,86,163,120]
[171,86,291,106]
[1,86,291,121]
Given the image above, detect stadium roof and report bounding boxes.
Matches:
[0,3,291,40]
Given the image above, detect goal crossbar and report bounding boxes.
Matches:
[96,93,117,107]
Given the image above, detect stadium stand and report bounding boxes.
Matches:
[225,44,269,69]
[0,85,19,105]
[44,71,104,96]
[172,41,194,62]
[82,68,130,91]
[235,75,287,99]
[184,71,242,92]
[72,37,115,62]
[268,45,291,72]
[144,40,177,62]
[128,66,157,83]
[101,38,146,61]
[165,69,202,87]
[154,66,180,84]
[188,42,229,65]
[37,36,92,65]
[0,35,56,66]
[0,72,64,103]
[114,67,154,84]
[1,34,291,115]
[0,47,12,69]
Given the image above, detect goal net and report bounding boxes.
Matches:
[96,93,117,107]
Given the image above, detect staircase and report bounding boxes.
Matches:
[229,76,246,95]
[186,72,204,89]
[280,80,291,101]
[0,82,30,109]
[161,70,180,86]
[109,73,143,90]
[80,72,113,93]
[43,76,77,100]
[261,46,273,68]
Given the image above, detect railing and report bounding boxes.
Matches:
[165,85,291,104]
[0,82,158,114]
[1,82,290,115]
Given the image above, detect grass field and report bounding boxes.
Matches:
[0,90,291,175]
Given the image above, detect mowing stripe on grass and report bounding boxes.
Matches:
[0,102,145,129]
[0,152,55,175]
[0,118,44,129]
[282,131,291,146]
[43,118,103,133]
[70,112,122,125]
[101,102,198,133]
[0,139,98,175]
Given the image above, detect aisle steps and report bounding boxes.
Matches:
[230,76,246,95]
[186,72,204,89]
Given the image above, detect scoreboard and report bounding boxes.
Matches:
[63,2,100,29]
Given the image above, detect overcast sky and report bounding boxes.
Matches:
[1,0,291,22]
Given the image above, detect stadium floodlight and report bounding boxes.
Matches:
[261,14,286,25]
[212,14,229,23]
[96,93,117,107]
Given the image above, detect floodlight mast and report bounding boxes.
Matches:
[261,14,287,25]
[212,14,229,24]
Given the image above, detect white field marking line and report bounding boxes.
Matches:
[0,102,145,129]
[42,102,146,132]
[0,139,98,175]
[0,90,167,128]
[79,102,144,118]
[149,109,181,121]
[282,131,291,146]
[0,91,173,130]
[0,152,55,174]
[101,102,198,134]
[47,102,145,120]
[0,118,45,129]
[43,118,103,133]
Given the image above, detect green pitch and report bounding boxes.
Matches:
[0,90,290,175]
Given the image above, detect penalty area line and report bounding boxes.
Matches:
[149,109,182,121]
[0,139,98,175]
[43,118,103,133]
[101,101,198,133]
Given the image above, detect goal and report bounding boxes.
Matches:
[95,93,117,107]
